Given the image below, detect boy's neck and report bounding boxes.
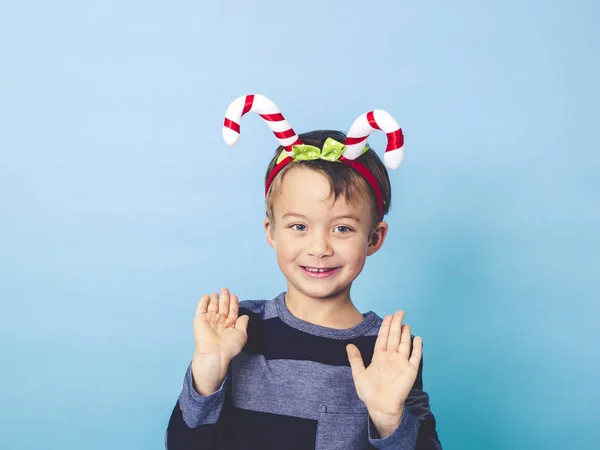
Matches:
[284,287,366,330]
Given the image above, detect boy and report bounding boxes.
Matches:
[165,95,442,449]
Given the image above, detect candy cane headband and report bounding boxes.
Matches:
[222,94,405,219]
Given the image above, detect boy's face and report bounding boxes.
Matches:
[264,167,388,301]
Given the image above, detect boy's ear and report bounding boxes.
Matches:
[367,221,388,256]
[264,217,276,250]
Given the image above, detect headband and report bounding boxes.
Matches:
[221,94,405,220]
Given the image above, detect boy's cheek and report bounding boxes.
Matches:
[276,243,302,259]
[339,237,370,255]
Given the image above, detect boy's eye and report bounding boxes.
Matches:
[334,226,353,233]
[291,224,306,231]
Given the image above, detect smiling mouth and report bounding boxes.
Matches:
[300,266,341,273]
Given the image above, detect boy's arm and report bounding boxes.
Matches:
[165,362,231,450]
[367,356,443,450]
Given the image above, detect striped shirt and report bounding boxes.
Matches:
[166,292,442,449]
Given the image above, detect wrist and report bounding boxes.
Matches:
[368,405,404,439]
[190,354,230,396]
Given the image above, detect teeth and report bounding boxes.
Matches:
[305,267,331,273]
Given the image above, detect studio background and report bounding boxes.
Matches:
[1,1,598,449]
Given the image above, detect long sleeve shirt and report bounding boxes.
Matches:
[166,292,442,449]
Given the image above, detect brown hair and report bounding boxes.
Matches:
[264,130,392,229]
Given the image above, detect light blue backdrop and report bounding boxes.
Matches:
[1,1,598,449]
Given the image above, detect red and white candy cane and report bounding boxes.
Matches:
[341,110,405,169]
[222,94,302,154]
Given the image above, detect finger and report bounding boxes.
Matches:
[409,336,423,369]
[228,293,239,321]
[398,324,411,358]
[195,294,210,317]
[387,311,405,352]
[235,314,249,333]
[374,315,392,352]
[219,287,230,316]
[207,292,219,312]
[346,344,365,378]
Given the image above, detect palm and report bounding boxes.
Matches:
[352,348,418,416]
[193,289,249,363]
[195,310,247,360]
[346,311,422,416]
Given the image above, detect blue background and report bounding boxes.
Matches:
[1,1,598,449]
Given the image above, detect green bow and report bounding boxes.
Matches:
[276,137,370,164]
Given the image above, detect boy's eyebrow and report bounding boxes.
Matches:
[281,212,307,220]
[333,214,361,223]
[281,212,361,222]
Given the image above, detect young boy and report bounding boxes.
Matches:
[165,95,442,449]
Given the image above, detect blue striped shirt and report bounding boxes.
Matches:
[166,292,442,449]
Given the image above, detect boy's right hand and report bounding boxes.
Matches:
[191,287,249,396]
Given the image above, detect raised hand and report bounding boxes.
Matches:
[191,287,249,395]
[345,311,422,436]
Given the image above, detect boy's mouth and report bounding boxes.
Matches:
[300,266,341,278]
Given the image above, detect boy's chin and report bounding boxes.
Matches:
[290,282,352,301]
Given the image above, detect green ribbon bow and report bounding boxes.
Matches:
[276,137,370,164]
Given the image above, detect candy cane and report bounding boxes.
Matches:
[342,110,405,169]
[222,94,302,154]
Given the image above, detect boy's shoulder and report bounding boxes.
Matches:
[237,296,276,319]
[238,299,268,311]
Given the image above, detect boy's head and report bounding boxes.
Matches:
[221,93,405,301]
[264,130,392,231]
[263,130,392,300]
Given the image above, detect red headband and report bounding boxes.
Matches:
[222,94,405,220]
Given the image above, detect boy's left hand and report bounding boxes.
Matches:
[346,311,422,421]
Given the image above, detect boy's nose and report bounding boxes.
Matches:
[307,233,333,258]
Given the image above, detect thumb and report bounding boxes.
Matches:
[346,344,365,379]
[235,315,249,333]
